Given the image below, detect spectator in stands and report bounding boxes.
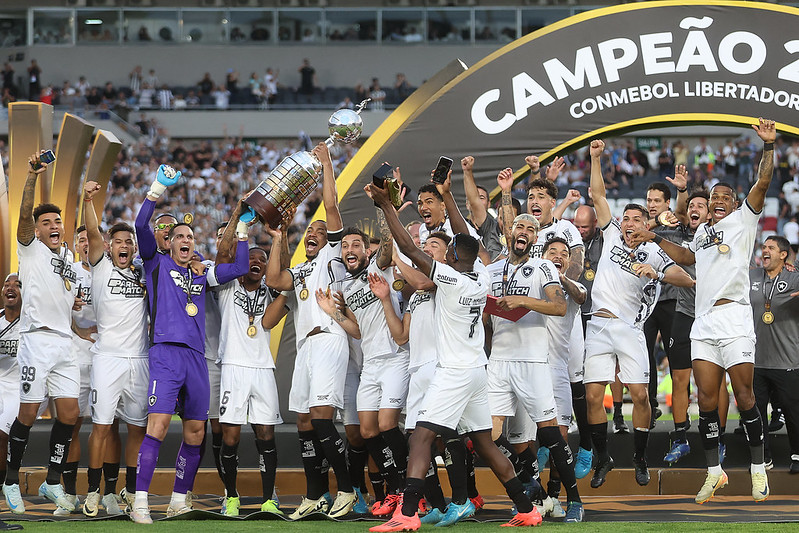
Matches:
[145,69,159,89]
[336,96,354,110]
[394,73,411,102]
[657,146,673,180]
[113,91,131,122]
[213,84,231,110]
[250,26,269,41]
[138,26,151,41]
[476,26,495,40]
[138,82,154,109]
[784,215,799,253]
[27,59,41,100]
[225,69,239,104]
[301,28,316,43]
[102,81,116,102]
[86,86,102,108]
[157,84,174,110]
[230,27,246,42]
[1,87,15,115]
[248,72,263,105]
[75,75,91,96]
[721,139,738,179]
[39,85,53,105]
[298,59,316,96]
[198,72,214,99]
[263,68,278,107]
[738,137,755,185]
[354,82,368,103]
[672,140,688,169]
[2,63,16,98]
[129,65,143,95]
[368,78,385,111]
[135,113,149,136]
[185,89,200,108]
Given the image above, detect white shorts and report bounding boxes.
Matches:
[691,303,757,369]
[406,361,436,431]
[219,365,283,426]
[79,363,92,417]
[0,376,20,434]
[340,370,360,426]
[487,360,557,423]
[289,333,348,413]
[90,356,149,427]
[18,330,79,402]
[357,355,410,412]
[207,358,221,419]
[417,366,491,435]
[584,317,649,385]
[568,318,585,383]
[506,404,537,445]
[550,365,573,427]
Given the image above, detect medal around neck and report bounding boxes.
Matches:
[762,311,774,324]
[244,99,369,229]
[718,244,730,254]
[299,288,310,301]
[584,269,595,281]
[185,302,198,317]
[392,279,405,291]
[247,324,258,338]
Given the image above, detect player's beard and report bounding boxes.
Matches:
[345,255,368,276]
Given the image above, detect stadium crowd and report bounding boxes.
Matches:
[1,117,798,531]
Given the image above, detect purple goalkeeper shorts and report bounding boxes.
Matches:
[147,343,210,421]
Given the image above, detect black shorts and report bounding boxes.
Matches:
[668,311,694,371]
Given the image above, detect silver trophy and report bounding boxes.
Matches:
[245,99,369,228]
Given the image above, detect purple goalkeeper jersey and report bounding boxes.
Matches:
[135,198,248,354]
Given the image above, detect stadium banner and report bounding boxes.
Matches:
[272,1,799,414]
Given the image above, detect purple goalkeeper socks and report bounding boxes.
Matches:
[136,434,163,492]
[174,441,202,495]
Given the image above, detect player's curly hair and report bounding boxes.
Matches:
[527,178,558,199]
[32,203,61,222]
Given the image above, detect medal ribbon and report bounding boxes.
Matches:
[501,259,525,297]
[0,311,19,340]
[763,270,780,313]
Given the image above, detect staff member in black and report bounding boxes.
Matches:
[749,235,799,474]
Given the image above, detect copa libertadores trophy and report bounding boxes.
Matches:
[244,99,370,228]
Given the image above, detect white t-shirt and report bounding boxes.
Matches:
[90,254,149,358]
[287,230,346,341]
[419,217,480,245]
[689,201,760,318]
[17,239,77,337]
[532,218,584,258]
[71,263,96,364]
[487,257,561,363]
[547,282,584,369]
[406,289,437,370]
[217,279,275,369]
[203,259,222,362]
[0,310,20,380]
[337,258,403,361]
[590,220,673,328]
[430,260,489,368]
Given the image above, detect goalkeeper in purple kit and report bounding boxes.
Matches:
[131,164,251,523]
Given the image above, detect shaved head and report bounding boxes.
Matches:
[573,205,597,242]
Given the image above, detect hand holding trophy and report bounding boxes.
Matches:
[245,99,370,228]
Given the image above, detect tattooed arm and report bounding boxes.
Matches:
[18,152,49,245]
[374,208,394,270]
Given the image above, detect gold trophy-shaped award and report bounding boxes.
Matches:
[245,99,369,228]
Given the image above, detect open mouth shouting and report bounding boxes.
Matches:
[48,231,61,248]
[420,208,432,226]
[551,257,564,271]
[712,205,728,219]
[178,244,191,261]
[250,264,262,275]
[305,235,319,256]
[529,205,542,219]
[3,287,18,305]
[513,234,529,253]
[345,252,360,269]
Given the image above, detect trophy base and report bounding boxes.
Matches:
[244,193,283,229]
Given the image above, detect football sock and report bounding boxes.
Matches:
[538,425,579,503]
[443,437,468,505]
[311,419,353,493]
[47,420,75,485]
[699,410,721,468]
[571,382,593,451]
[740,406,765,465]
[173,442,201,495]
[255,438,277,501]
[136,434,162,493]
[220,441,240,498]
[298,430,326,499]
[103,462,120,495]
[61,461,79,494]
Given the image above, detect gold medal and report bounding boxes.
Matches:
[392,279,405,291]
[299,288,309,301]
[64,278,71,291]
[762,311,774,324]
[183,213,194,225]
[185,302,198,316]
[247,324,258,337]
[584,269,595,281]
[718,244,730,254]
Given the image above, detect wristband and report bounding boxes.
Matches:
[531,169,541,174]
[653,234,663,245]
[677,186,687,193]
[83,196,93,202]
[149,181,167,198]
[763,142,774,150]
[657,271,665,282]
[236,220,248,239]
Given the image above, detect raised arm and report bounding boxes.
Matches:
[17,152,49,245]
[393,249,435,291]
[363,184,394,270]
[437,169,490,265]
[216,197,251,264]
[747,117,777,212]
[461,156,487,227]
[666,165,689,225]
[368,182,433,277]
[629,229,696,266]
[82,180,105,265]
[553,189,581,221]
[369,273,409,345]
[264,226,295,291]
[589,140,612,228]
[559,273,586,305]
[262,293,289,330]
[496,168,516,248]
[213,238,249,285]
[313,142,342,232]
[136,164,182,260]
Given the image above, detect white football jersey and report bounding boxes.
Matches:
[203,259,222,362]
[90,254,149,358]
[0,310,20,380]
[430,260,490,368]
[71,263,96,364]
[487,257,561,363]
[406,289,437,370]
[590,220,672,328]
[547,282,585,369]
[337,257,403,361]
[217,279,276,369]
[689,201,760,318]
[419,217,480,244]
[288,230,346,340]
[17,239,77,337]
[532,218,584,258]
